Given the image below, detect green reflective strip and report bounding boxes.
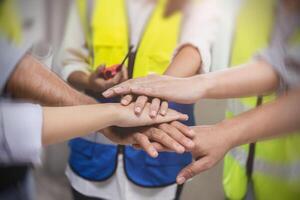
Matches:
[255,133,300,162]
[228,146,300,181]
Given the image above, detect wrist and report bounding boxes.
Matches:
[216,119,242,150]
[189,74,214,99]
[105,103,123,126]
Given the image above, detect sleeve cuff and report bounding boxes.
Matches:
[1,100,43,164]
[173,41,212,74]
[60,64,90,81]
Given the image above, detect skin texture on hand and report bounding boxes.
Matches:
[103,74,203,104]
[176,125,232,184]
[115,102,188,127]
[103,121,195,158]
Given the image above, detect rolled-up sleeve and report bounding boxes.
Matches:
[0,99,43,165]
[0,38,29,95]
[257,45,300,92]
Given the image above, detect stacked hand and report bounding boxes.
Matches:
[176,125,233,184]
[103,102,195,157]
[103,74,206,104]
[102,74,234,184]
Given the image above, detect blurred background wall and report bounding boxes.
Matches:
[31,0,229,199]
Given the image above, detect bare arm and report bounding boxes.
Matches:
[202,59,279,99]
[176,87,300,184]
[42,103,188,145]
[164,45,201,77]
[6,54,96,106]
[103,59,279,103]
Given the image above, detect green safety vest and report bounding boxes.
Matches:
[223,0,300,199]
[76,0,183,77]
[0,0,21,43]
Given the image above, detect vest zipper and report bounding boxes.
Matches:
[117,145,125,155]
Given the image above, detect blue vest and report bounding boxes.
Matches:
[69,102,195,187]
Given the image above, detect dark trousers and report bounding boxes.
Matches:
[0,166,35,200]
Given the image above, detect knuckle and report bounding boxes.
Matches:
[203,159,213,170]
[185,167,195,178]
[152,131,163,140]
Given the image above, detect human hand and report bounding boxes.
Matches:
[120,94,169,117]
[88,65,128,92]
[103,74,204,104]
[112,102,188,128]
[103,121,195,157]
[175,125,234,184]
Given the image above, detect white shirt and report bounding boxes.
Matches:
[59,0,221,199]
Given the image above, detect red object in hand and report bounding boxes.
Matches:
[96,46,133,80]
[98,64,122,80]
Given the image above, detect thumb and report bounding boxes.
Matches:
[176,157,211,184]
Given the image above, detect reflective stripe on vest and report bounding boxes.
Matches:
[228,147,300,181]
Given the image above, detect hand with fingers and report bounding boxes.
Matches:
[88,65,128,92]
[121,94,169,118]
[103,121,195,158]
[103,74,205,104]
[176,125,233,184]
[113,102,188,128]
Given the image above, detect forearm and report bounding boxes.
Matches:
[164,45,201,77]
[42,104,116,145]
[6,54,96,106]
[198,60,279,99]
[222,88,300,148]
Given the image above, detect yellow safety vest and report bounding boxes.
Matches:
[0,0,22,43]
[223,0,300,199]
[76,0,182,78]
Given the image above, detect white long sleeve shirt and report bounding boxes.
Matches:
[0,39,42,165]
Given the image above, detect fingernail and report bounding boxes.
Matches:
[175,144,185,153]
[135,107,141,113]
[177,176,186,184]
[186,140,195,148]
[121,99,128,105]
[183,114,189,121]
[103,90,112,97]
[189,129,195,137]
[150,147,158,157]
